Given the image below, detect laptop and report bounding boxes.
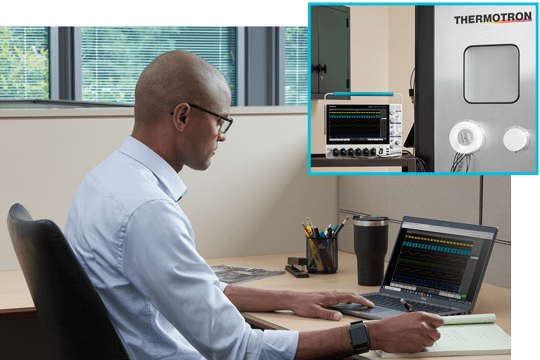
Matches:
[330,216,498,320]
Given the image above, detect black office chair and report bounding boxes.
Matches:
[7,203,133,360]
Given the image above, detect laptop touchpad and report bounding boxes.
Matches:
[332,303,403,319]
[352,307,403,318]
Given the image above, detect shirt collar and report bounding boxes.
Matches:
[119,136,188,202]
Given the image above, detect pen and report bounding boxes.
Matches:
[400,299,415,312]
[319,230,329,247]
[334,216,350,236]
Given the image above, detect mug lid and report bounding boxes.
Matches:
[353,215,388,226]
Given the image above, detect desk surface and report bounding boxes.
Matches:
[2,252,511,359]
[205,252,511,360]
[0,270,36,319]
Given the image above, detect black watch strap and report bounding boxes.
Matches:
[349,320,370,354]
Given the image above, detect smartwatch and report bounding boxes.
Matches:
[349,320,370,354]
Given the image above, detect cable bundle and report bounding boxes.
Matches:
[451,152,473,172]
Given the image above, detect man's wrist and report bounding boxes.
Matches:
[349,320,370,354]
[364,321,381,350]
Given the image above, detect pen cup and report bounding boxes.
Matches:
[306,236,338,274]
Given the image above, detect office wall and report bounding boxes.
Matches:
[0,106,338,271]
[311,5,415,172]
[337,176,511,289]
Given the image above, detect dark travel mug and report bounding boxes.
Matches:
[353,215,388,286]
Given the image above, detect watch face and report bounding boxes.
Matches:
[349,322,369,353]
[351,324,368,343]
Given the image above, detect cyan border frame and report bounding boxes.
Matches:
[307,2,539,176]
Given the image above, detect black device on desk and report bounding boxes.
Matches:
[285,257,309,278]
[330,216,498,320]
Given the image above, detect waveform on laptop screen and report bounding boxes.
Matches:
[391,233,473,293]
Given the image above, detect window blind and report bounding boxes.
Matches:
[81,27,237,105]
[284,27,308,106]
[0,27,49,99]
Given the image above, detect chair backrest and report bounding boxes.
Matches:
[7,203,133,360]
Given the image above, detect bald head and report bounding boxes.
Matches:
[134,50,230,129]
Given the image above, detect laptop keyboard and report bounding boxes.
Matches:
[362,294,451,314]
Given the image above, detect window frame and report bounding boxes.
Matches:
[4,26,307,107]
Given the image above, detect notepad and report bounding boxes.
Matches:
[374,313,511,358]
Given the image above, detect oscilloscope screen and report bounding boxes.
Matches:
[384,228,487,303]
[326,104,390,145]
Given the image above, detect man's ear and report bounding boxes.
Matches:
[171,103,190,132]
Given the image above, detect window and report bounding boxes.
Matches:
[0,27,309,106]
[81,27,237,105]
[284,27,308,106]
[0,26,49,99]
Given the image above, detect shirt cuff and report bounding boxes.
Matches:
[256,330,299,360]
[218,281,228,292]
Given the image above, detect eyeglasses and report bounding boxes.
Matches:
[171,103,233,134]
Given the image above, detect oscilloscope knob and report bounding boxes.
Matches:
[340,148,347,157]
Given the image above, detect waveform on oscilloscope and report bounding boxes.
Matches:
[396,266,460,279]
[405,234,473,248]
[329,115,382,119]
[329,118,382,123]
[399,258,447,269]
[400,250,469,263]
[403,241,471,256]
[329,126,381,132]
[392,274,460,292]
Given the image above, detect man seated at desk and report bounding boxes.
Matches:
[65,50,443,360]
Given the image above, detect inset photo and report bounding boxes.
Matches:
[309,3,537,174]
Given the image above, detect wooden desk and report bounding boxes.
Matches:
[206,252,511,360]
[2,252,511,359]
[0,270,36,320]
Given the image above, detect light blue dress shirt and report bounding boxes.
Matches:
[65,136,299,360]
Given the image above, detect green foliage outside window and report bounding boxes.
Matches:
[284,27,308,106]
[0,27,49,99]
[0,26,308,106]
[81,27,237,105]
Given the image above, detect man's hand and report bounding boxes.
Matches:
[366,312,444,353]
[289,290,374,321]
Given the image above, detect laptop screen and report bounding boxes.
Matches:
[381,217,497,309]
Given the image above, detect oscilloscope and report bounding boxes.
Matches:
[324,92,403,159]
